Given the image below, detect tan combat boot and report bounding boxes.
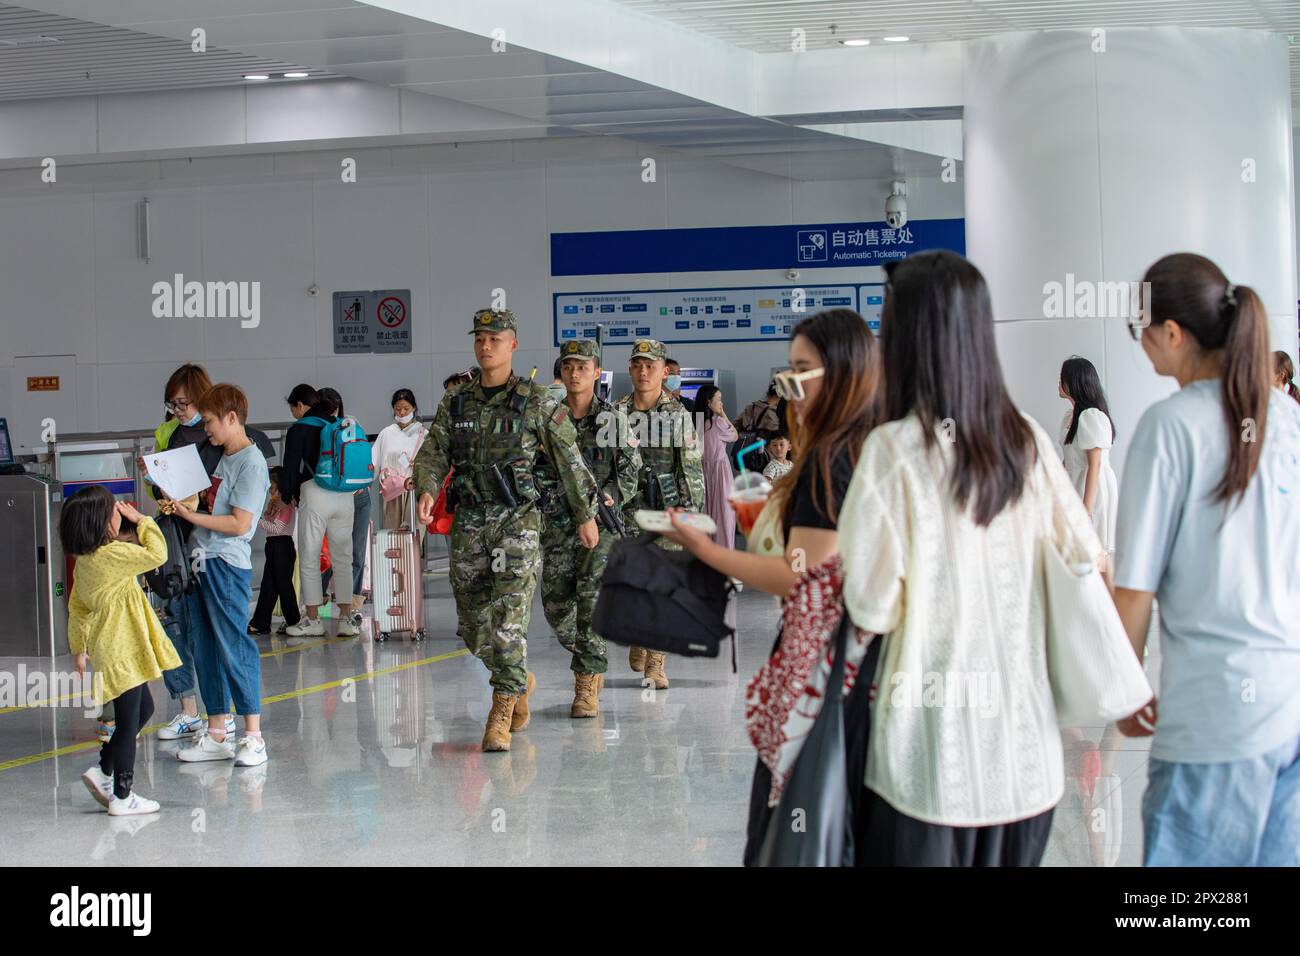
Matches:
[628,646,647,672]
[510,671,537,731]
[643,652,669,689]
[571,672,605,718]
[482,693,517,752]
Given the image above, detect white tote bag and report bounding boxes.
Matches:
[1041,537,1153,726]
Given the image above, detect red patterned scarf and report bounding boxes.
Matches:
[745,553,876,807]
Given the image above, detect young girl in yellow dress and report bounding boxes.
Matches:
[61,486,181,816]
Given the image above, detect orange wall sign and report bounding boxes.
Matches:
[26,376,60,391]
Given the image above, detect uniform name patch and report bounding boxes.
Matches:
[551,406,569,426]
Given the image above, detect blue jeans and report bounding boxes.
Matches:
[185,556,260,718]
[160,593,197,701]
[1143,733,1300,866]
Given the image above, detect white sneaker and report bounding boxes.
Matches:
[82,766,113,808]
[158,713,234,740]
[107,791,160,816]
[336,619,359,637]
[285,618,325,637]
[234,735,268,767]
[176,732,236,763]
[349,608,364,627]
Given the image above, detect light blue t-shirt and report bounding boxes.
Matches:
[1115,380,1300,763]
[192,441,270,571]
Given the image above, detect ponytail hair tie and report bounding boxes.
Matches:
[1223,283,1238,308]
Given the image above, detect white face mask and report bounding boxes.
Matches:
[395,412,415,425]
[184,412,202,427]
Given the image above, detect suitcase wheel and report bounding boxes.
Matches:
[414,628,427,642]
[376,631,390,643]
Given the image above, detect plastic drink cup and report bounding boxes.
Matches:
[730,472,771,536]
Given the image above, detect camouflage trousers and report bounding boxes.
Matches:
[540,518,615,675]
[448,506,541,696]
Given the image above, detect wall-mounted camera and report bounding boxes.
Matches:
[785,268,800,281]
[885,180,908,229]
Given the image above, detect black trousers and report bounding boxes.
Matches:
[99,683,154,799]
[251,535,300,630]
[859,790,1055,867]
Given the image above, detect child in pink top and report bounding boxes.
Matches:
[249,466,300,635]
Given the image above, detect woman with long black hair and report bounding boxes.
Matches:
[1113,253,1300,866]
[839,250,1112,866]
[1057,356,1119,580]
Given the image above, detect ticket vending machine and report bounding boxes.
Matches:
[677,367,719,409]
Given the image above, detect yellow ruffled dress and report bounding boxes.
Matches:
[67,516,182,704]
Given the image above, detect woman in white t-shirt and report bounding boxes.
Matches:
[371,388,428,531]
[1057,357,1118,578]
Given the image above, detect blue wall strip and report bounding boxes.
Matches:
[550,218,965,276]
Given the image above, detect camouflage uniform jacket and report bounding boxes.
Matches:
[612,390,706,520]
[535,393,642,529]
[412,371,598,525]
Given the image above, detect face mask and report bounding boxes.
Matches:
[547,383,568,401]
[183,412,202,427]
[665,374,682,392]
[395,412,414,425]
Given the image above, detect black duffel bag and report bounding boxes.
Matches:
[594,533,736,669]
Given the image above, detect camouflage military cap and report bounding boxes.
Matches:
[470,308,517,334]
[630,338,667,362]
[559,339,600,362]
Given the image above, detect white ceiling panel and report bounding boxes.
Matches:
[614,0,1300,107]
[0,2,332,100]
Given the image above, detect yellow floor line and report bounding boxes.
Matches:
[0,647,469,774]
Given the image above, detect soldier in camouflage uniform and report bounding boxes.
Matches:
[535,339,642,717]
[613,338,706,689]
[413,308,600,752]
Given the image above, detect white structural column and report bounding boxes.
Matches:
[964,28,1297,472]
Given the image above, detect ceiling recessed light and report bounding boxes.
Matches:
[883,36,910,43]
[283,71,309,78]
[838,38,870,47]
[243,73,270,80]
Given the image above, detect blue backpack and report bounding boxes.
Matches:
[301,415,374,492]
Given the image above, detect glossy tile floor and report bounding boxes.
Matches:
[0,563,1155,866]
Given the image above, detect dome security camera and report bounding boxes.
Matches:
[885,181,908,229]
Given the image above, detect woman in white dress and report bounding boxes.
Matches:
[1057,357,1118,581]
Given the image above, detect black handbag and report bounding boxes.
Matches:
[142,514,196,600]
[755,613,855,866]
[593,533,736,668]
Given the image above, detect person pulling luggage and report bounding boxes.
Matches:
[413,308,600,752]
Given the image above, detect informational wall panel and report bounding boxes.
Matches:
[554,284,885,345]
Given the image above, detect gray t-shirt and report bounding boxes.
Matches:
[192,441,271,571]
[1115,379,1300,763]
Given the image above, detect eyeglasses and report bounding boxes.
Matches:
[772,367,825,401]
[1128,314,1147,342]
[165,397,195,415]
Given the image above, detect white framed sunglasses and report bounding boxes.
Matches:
[772,367,824,400]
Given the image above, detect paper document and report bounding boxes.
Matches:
[144,444,211,502]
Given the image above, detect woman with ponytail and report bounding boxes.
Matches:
[1114,253,1300,866]
[1272,351,1300,404]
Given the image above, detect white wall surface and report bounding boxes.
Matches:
[0,153,957,450]
[966,28,1298,477]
